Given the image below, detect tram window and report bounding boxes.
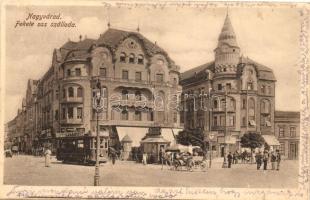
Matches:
[77,140,84,148]
[100,138,104,148]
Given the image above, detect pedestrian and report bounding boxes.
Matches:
[111,150,117,165]
[263,151,269,170]
[270,151,276,170]
[232,152,236,164]
[44,147,52,167]
[255,151,262,170]
[142,153,147,165]
[276,149,281,171]
[227,152,233,168]
[159,147,165,170]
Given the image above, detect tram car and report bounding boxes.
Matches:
[56,131,109,165]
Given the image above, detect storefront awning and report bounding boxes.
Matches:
[262,135,280,146]
[116,127,148,147]
[141,137,170,144]
[161,128,183,145]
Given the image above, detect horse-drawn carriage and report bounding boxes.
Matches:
[164,145,207,172]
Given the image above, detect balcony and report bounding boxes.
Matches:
[60,118,83,124]
[92,76,178,88]
[61,96,83,103]
[212,106,235,113]
[111,99,154,108]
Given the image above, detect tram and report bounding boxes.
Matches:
[56,131,109,165]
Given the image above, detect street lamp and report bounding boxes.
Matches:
[207,89,232,168]
[93,78,104,186]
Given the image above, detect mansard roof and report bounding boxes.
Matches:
[180,61,214,82]
[180,57,276,84]
[58,29,177,70]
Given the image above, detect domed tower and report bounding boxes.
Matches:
[214,13,240,74]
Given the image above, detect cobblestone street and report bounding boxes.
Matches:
[4,155,299,188]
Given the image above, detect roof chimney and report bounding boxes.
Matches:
[79,35,82,41]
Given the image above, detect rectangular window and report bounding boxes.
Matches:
[100,68,106,77]
[261,85,266,93]
[220,116,225,126]
[135,111,142,121]
[121,110,129,120]
[68,107,74,119]
[122,70,129,80]
[279,127,285,137]
[247,82,253,90]
[77,107,83,119]
[226,83,231,90]
[75,68,81,76]
[213,116,217,126]
[242,117,246,126]
[62,108,66,119]
[290,127,296,137]
[67,69,71,77]
[229,115,235,126]
[218,84,222,91]
[242,99,246,109]
[147,110,154,121]
[156,74,164,83]
[173,112,178,123]
[280,142,285,155]
[55,110,59,120]
[135,72,142,82]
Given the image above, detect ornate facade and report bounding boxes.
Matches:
[6,28,182,153]
[180,14,277,155]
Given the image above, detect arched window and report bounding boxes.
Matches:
[213,100,218,109]
[229,98,236,110]
[67,69,71,77]
[68,87,74,97]
[135,111,142,121]
[129,54,135,63]
[248,98,255,117]
[261,99,270,113]
[122,90,128,100]
[121,109,128,120]
[120,52,126,62]
[77,87,83,97]
[135,91,142,101]
[137,55,144,64]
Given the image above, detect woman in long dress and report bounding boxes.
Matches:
[44,147,52,167]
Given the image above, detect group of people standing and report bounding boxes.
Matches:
[226,149,281,170]
[255,149,281,171]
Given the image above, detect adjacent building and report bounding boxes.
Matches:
[180,13,278,156]
[274,111,300,159]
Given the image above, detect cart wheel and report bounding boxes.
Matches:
[200,163,207,172]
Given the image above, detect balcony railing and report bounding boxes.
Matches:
[61,96,83,103]
[60,118,83,124]
[92,76,177,88]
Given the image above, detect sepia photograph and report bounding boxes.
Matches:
[0,1,309,199]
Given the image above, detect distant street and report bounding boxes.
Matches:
[4,155,298,188]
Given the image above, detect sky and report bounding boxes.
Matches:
[4,4,301,123]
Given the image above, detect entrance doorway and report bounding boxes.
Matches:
[289,143,298,160]
[220,145,225,157]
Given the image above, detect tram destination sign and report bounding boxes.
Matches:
[56,132,85,138]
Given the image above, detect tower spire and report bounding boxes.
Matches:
[214,12,240,74]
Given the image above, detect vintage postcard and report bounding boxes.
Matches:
[0,0,309,199]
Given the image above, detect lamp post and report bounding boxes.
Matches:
[93,78,104,186]
[208,89,231,168]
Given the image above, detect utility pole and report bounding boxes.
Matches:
[93,78,104,186]
[222,89,228,168]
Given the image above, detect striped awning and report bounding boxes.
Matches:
[262,135,280,146]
